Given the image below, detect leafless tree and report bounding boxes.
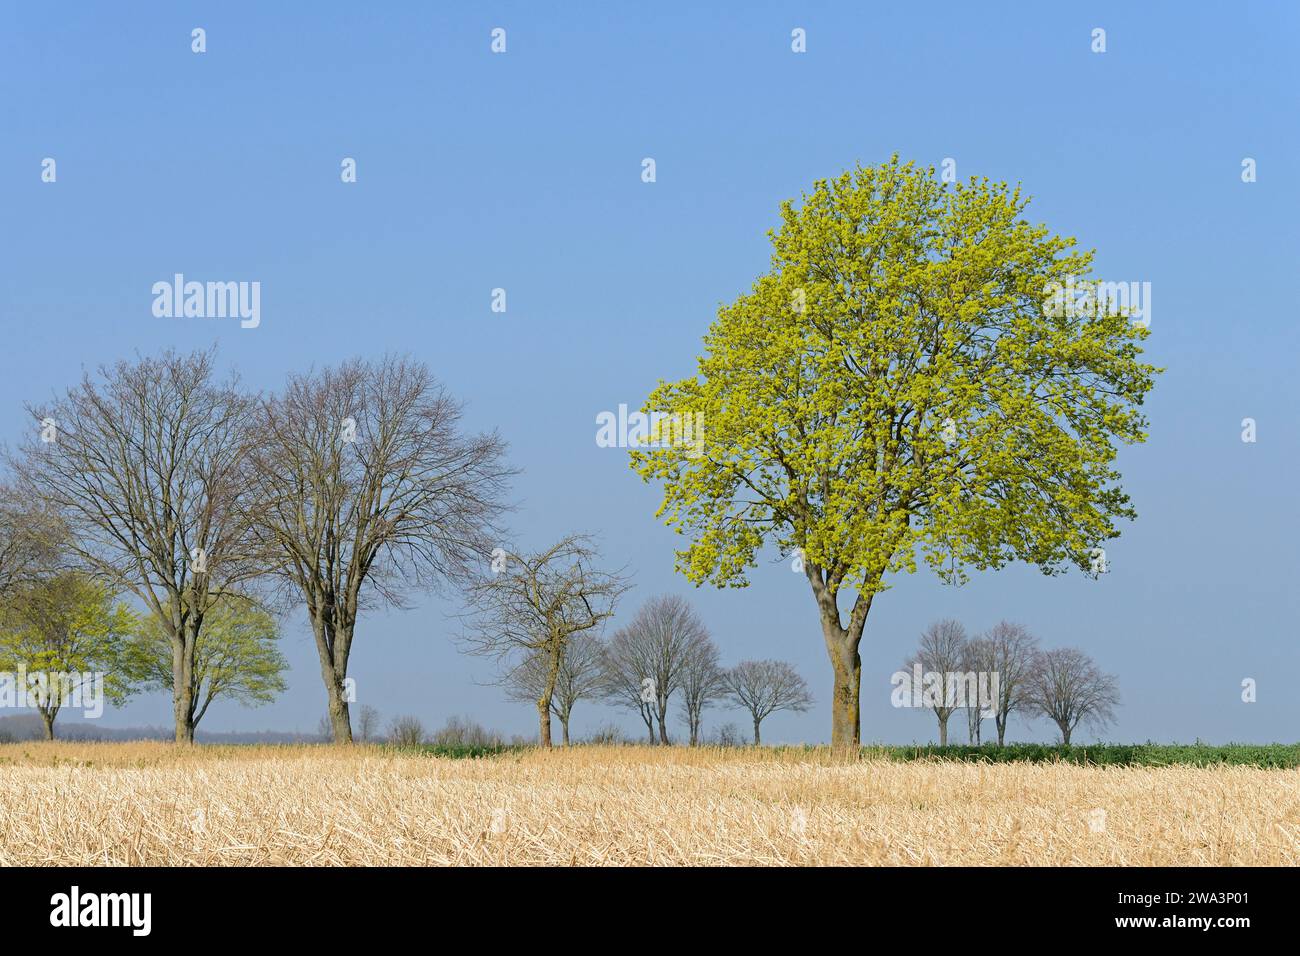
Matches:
[429,715,504,748]
[601,595,710,745]
[1025,646,1120,746]
[677,633,727,745]
[247,356,513,743]
[463,535,627,748]
[903,619,968,746]
[11,348,265,742]
[356,704,381,742]
[0,485,64,596]
[979,621,1040,745]
[601,636,658,745]
[963,634,997,745]
[724,659,813,745]
[503,631,605,745]
[387,714,426,747]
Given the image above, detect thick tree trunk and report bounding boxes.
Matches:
[1060,724,1072,746]
[828,643,862,751]
[171,637,196,744]
[325,673,353,744]
[310,609,353,744]
[752,716,761,746]
[657,712,670,746]
[538,702,553,748]
[938,715,948,746]
[810,565,871,753]
[560,715,570,746]
[41,710,55,740]
[996,713,1007,746]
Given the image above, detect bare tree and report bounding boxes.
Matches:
[963,634,997,745]
[247,356,513,743]
[1026,646,1120,746]
[0,485,63,596]
[503,631,605,745]
[387,714,426,747]
[903,619,968,746]
[12,348,265,742]
[601,595,710,745]
[677,633,727,746]
[356,704,381,742]
[601,636,658,745]
[725,659,813,745]
[980,621,1040,745]
[463,535,626,748]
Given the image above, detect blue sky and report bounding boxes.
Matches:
[2,1,1297,744]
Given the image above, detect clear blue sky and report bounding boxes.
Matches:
[2,1,1296,744]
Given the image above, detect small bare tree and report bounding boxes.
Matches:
[13,348,265,743]
[601,595,710,745]
[463,535,627,748]
[1026,646,1120,746]
[387,714,426,747]
[503,631,605,745]
[980,621,1040,745]
[725,659,813,745]
[356,704,381,742]
[248,356,513,743]
[677,633,727,745]
[903,619,968,746]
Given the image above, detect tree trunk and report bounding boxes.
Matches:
[41,710,55,740]
[938,716,948,746]
[1060,723,1072,746]
[657,712,670,746]
[753,715,762,746]
[537,643,561,748]
[995,713,1007,746]
[811,567,871,753]
[325,674,353,744]
[640,704,655,744]
[310,609,353,744]
[537,701,553,748]
[560,715,570,746]
[171,637,196,744]
[828,643,861,751]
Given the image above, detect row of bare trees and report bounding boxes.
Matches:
[600,595,812,746]
[4,347,513,742]
[904,619,1121,746]
[465,548,812,746]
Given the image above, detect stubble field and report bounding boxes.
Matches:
[0,742,1295,866]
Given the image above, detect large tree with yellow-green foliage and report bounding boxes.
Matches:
[631,157,1159,749]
